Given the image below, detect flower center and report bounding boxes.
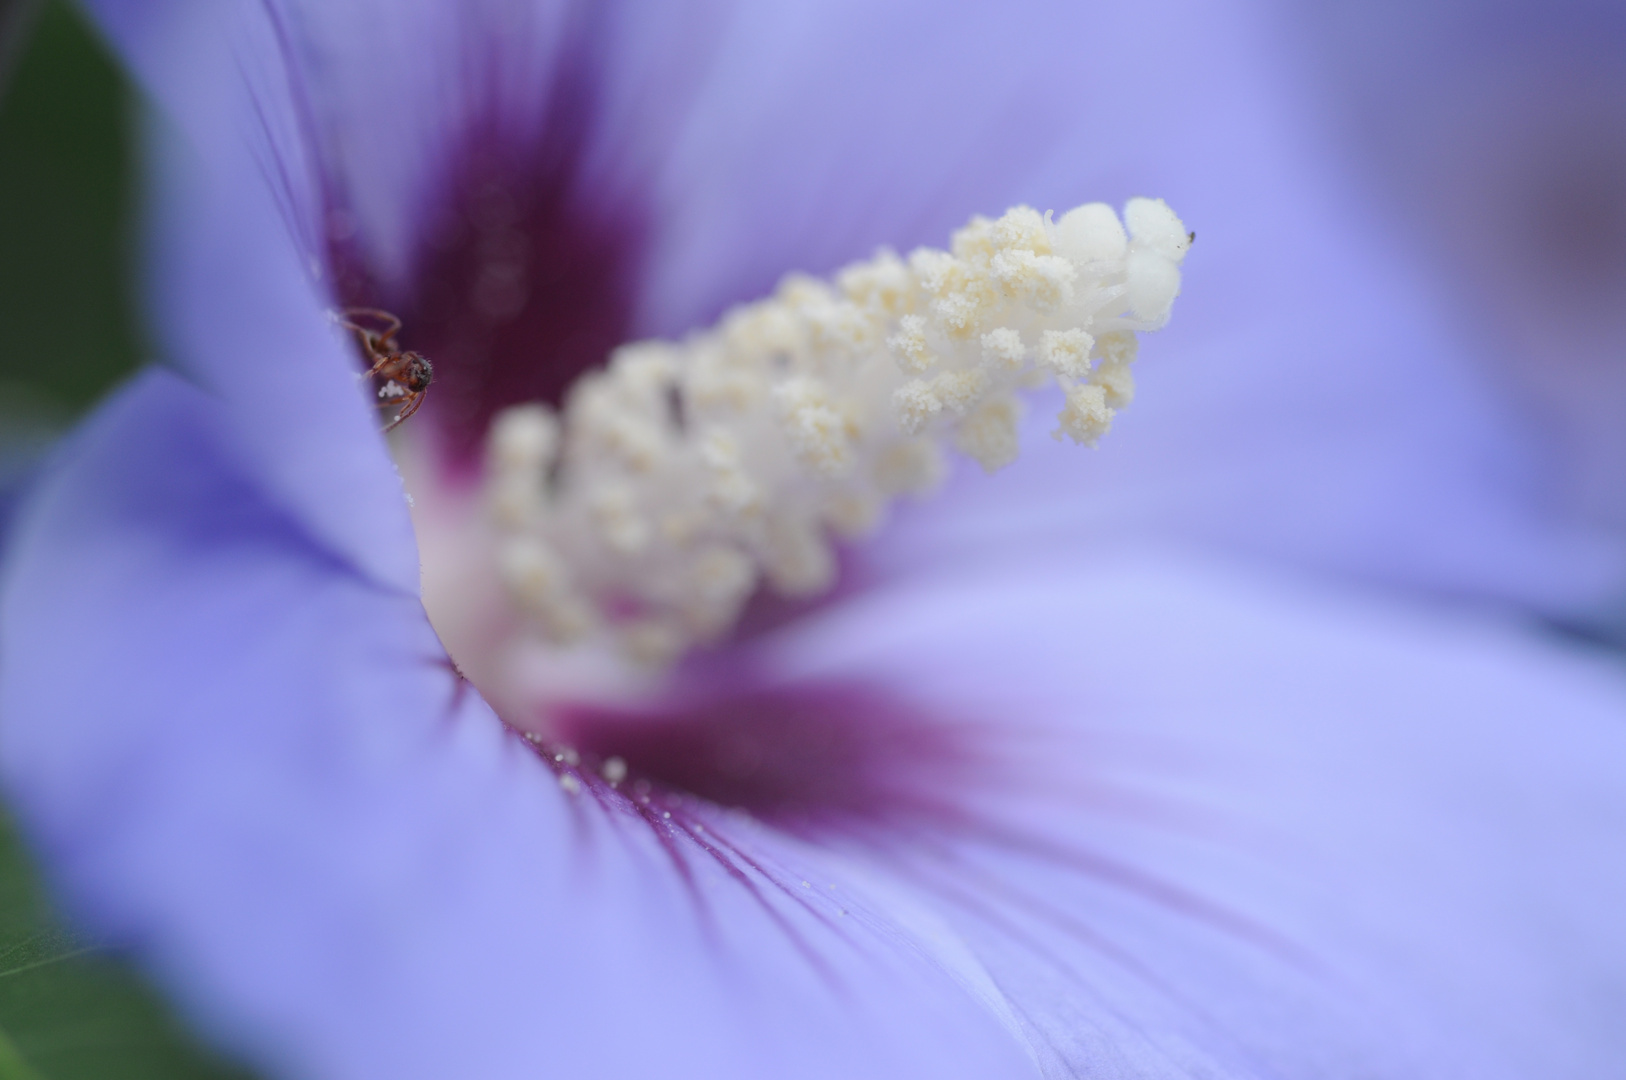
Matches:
[479,199,1191,667]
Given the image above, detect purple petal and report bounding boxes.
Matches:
[1303,1,1626,533]
[723,551,1626,1077]
[0,372,1046,1079]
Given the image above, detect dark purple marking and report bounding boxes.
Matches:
[554,681,986,838]
[392,133,641,465]
[319,18,645,467]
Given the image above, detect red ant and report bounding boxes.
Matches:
[335,307,433,433]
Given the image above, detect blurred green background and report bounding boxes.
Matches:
[0,0,142,413]
[1,0,143,529]
[0,2,258,1076]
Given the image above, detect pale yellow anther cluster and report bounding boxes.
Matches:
[484,198,1190,664]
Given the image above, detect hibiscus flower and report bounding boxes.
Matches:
[4,1,1625,1079]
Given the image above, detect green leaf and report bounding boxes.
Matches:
[0,810,262,1080]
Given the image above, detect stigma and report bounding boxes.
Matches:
[481,198,1190,665]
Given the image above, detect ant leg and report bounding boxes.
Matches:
[383,391,426,433]
[381,395,414,433]
[336,310,404,359]
[333,321,384,363]
[347,347,396,382]
[338,307,402,351]
[339,307,402,339]
[397,390,427,422]
[333,322,397,380]
[359,349,394,379]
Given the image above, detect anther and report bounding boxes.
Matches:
[482,198,1190,664]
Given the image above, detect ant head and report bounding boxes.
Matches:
[401,352,434,392]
